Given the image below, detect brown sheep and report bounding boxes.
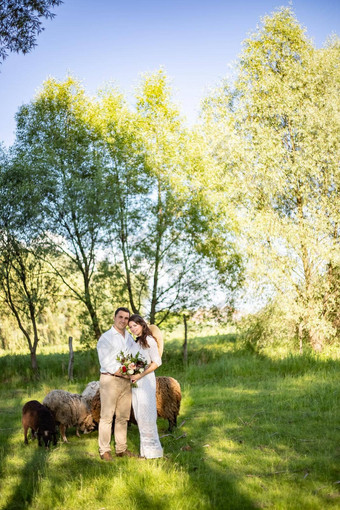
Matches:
[43,390,95,442]
[91,376,181,432]
[22,400,57,447]
[155,376,181,431]
[90,389,102,424]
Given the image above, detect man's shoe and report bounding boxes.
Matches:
[100,451,113,461]
[116,449,137,458]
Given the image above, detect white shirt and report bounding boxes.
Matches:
[97,326,136,374]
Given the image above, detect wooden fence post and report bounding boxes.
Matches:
[68,336,74,381]
[183,314,188,364]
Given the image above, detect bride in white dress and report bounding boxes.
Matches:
[128,314,163,459]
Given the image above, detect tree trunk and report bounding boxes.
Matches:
[183,314,188,364]
[298,321,303,355]
[117,208,138,314]
[86,298,102,339]
[297,197,324,352]
[149,247,161,324]
[30,349,39,378]
[121,239,138,314]
[68,336,74,381]
[308,328,323,352]
[0,326,8,350]
[84,278,102,340]
[4,269,39,375]
[150,182,163,324]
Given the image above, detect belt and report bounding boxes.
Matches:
[101,372,120,377]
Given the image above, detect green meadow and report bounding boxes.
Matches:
[0,331,339,510]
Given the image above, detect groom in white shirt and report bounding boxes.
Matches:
[97,307,137,461]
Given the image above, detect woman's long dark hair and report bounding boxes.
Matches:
[128,314,154,349]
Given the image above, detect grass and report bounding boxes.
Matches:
[0,331,339,509]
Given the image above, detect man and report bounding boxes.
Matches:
[97,307,136,461]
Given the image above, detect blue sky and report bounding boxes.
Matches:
[1,0,339,147]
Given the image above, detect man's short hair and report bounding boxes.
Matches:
[114,307,130,317]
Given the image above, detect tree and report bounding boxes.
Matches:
[99,71,240,325]
[0,0,62,64]
[202,8,340,350]
[135,71,213,324]
[14,77,108,340]
[0,235,58,374]
[0,146,58,374]
[8,72,243,345]
[95,84,152,317]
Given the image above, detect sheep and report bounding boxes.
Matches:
[81,380,100,410]
[43,390,95,442]
[90,376,181,432]
[155,376,182,431]
[22,400,57,448]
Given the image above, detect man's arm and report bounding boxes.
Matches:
[97,333,121,374]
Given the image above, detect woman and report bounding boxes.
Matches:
[128,314,163,459]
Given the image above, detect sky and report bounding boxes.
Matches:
[0,0,339,147]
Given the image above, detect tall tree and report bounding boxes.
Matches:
[0,235,58,374]
[15,77,108,340]
[99,71,240,325]
[96,85,152,317]
[202,8,340,350]
[134,70,206,324]
[0,0,63,64]
[0,146,58,373]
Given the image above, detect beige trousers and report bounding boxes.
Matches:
[98,373,132,455]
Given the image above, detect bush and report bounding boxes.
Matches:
[238,301,298,354]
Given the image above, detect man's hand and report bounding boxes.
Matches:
[114,369,130,379]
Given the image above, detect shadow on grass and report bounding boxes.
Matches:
[0,411,257,510]
[3,445,50,510]
[0,390,26,498]
[165,343,339,509]
[161,422,258,509]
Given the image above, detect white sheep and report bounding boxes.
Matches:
[81,380,100,410]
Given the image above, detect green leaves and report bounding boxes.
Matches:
[201,7,340,349]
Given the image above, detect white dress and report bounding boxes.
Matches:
[132,335,163,459]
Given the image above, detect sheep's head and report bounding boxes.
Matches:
[80,414,95,434]
[38,429,57,448]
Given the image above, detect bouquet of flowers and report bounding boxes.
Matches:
[116,350,148,387]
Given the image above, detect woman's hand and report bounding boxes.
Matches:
[131,373,142,384]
